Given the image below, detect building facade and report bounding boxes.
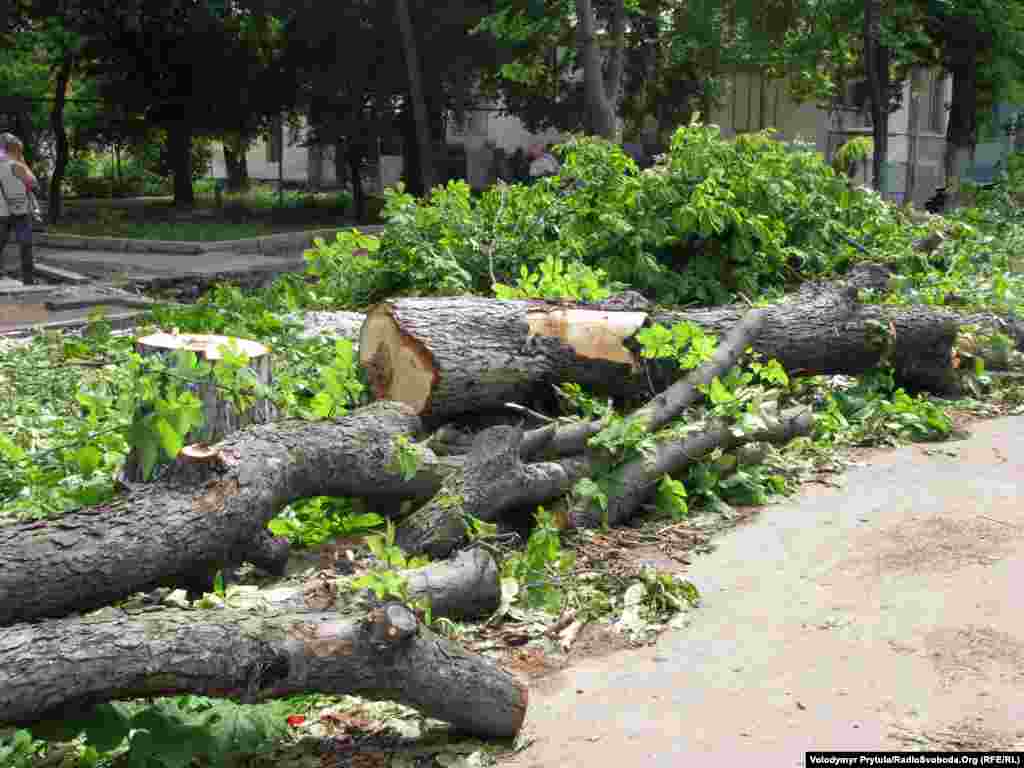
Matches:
[211,68,955,205]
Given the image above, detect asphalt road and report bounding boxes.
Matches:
[506,415,1024,766]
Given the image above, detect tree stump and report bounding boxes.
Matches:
[120,332,276,483]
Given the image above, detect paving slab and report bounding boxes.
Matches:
[33,262,92,284]
[505,415,1024,766]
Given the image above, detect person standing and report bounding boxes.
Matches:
[0,133,38,284]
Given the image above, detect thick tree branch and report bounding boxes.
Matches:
[0,402,459,627]
[0,602,527,739]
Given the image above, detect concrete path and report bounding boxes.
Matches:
[506,415,1024,766]
[3,243,301,279]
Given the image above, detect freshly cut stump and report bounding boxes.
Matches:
[121,332,276,483]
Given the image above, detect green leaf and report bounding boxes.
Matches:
[75,444,103,476]
[656,474,689,520]
[574,477,608,510]
[0,432,26,462]
[33,702,135,752]
[155,417,184,461]
[707,376,733,405]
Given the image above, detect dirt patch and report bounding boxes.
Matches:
[890,717,1024,751]
[924,625,1024,687]
[838,514,1022,576]
[501,645,567,681]
[570,622,636,662]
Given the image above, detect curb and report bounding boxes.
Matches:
[0,309,144,338]
[36,225,388,256]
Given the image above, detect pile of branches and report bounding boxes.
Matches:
[0,263,1005,740]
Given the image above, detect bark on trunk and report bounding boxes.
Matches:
[347,142,367,223]
[396,0,435,194]
[48,53,73,225]
[359,279,961,426]
[864,0,890,194]
[0,402,463,627]
[168,119,195,207]
[120,333,277,483]
[943,16,981,210]
[576,0,625,139]
[0,602,527,739]
[395,426,592,558]
[223,139,250,193]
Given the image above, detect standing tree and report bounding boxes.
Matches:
[576,0,626,137]
[863,0,889,191]
[395,0,437,193]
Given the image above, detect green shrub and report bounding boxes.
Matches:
[302,124,911,308]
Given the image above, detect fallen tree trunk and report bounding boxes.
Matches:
[0,402,462,627]
[394,313,793,555]
[0,601,527,739]
[358,280,961,425]
[242,548,502,621]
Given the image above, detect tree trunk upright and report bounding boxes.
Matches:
[167,119,195,207]
[576,0,626,139]
[864,0,890,195]
[347,142,367,223]
[47,54,73,225]
[222,134,251,193]
[396,0,435,195]
[944,17,981,211]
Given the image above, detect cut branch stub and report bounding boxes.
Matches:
[121,332,277,483]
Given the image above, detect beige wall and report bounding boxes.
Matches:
[709,72,825,152]
[210,117,338,185]
[709,69,952,204]
[446,108,568,154]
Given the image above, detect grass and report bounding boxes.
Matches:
[49,217,348,241]
[50,183,366,241]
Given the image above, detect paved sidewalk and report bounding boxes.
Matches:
[3,243,302,279]
[506,415,1024,766]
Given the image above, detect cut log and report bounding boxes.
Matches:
[238,549,502,621]
[0,602,527,740]
[358,283,962,425]
[0,402,463,627]
[121,332,277,483]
